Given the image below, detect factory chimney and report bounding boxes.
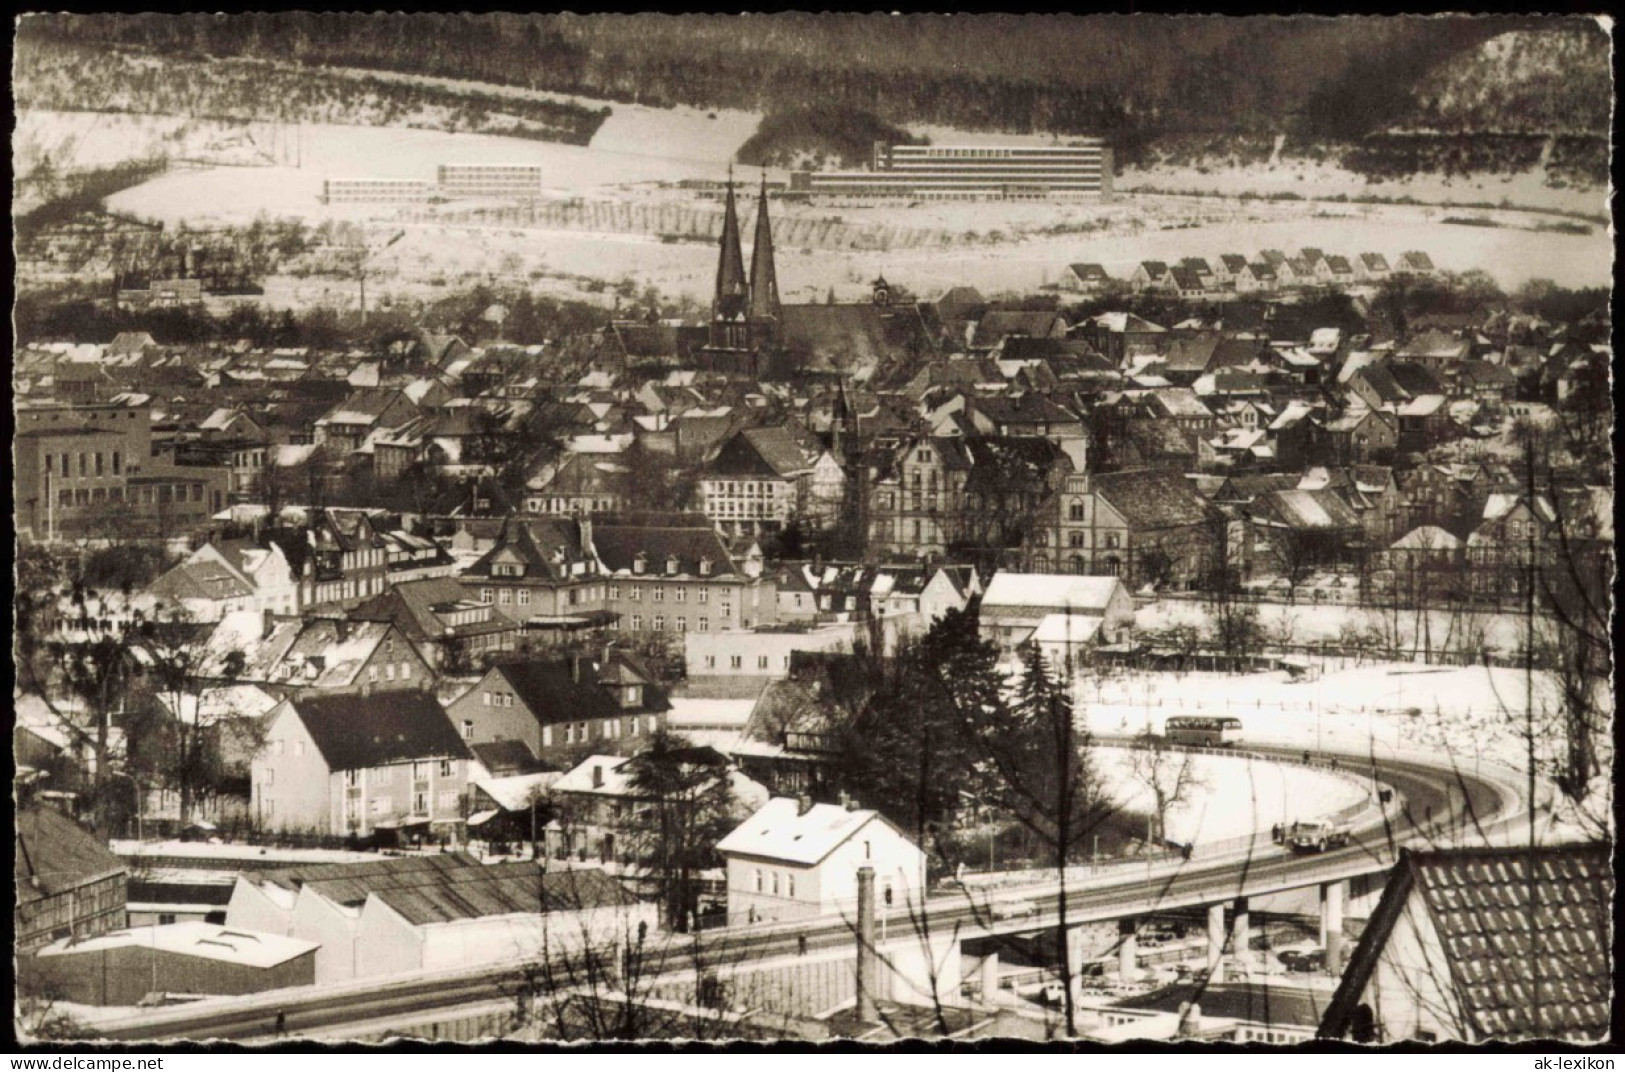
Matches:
[855,866,878,1023]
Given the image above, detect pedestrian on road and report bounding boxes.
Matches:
[275,1010,286,1036]
[799,934,809,957]
[1271,823,1281,844]
[1303,751,1310,765]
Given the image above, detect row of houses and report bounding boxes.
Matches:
[1062,249,1439,295]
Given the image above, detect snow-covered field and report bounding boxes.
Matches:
[1137,596,1557,656]
[1096,746,1368,845]
[25,78,1611,307]
[1077,660,1602,776]
[101,121,732,227]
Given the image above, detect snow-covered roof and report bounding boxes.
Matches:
[1337,351,1379,384]
[552,755,637,796]
[1309,327,1342,353]
[1030,613,1105,645]
[716,797,890,867]
[158,684,280,726]
[1268,400,1316,430]
[35,923,317,968]
[474,772,558,812]
[1396,394,1447,417]
[1390,526,1462,551]
[982,572,1125,614]
[665,697,757,729]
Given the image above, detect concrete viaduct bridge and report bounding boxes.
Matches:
[90,746,1521,1041]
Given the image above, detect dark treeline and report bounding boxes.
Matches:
[14,283,622,352]
[735,106,922,169]
[20,14,1590,163]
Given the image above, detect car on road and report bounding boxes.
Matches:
[1287,820,1350,853]
[1277,947,1326,973]
[991,899,1038,920]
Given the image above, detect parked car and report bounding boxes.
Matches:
[992,899,1038,920]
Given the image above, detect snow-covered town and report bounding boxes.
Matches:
[12,14,1613,1050]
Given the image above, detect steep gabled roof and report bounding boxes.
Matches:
[1320,843,1612,1042]
[16,807,126,906]
[972,310,1068,349]
[1091,469,1215,529]
[148,548,255,604]
[470,738,545,776]
[1169,267,1206,291]
[590,516,738,578]
[488,658,671,725]
[351,577,510,645]
[706,425,822,479]
[778,303,903,373]
[288,691,471,772]
[465,518,587,581]
[1257,488,1363,530]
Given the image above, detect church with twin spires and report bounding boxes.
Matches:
[695,169,935,382]
[699,171,782,374]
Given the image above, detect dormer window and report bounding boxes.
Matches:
[666,555,679,575]
[633,553,648,575]
[699,557,713,577]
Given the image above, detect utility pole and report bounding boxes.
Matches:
[1522,434,1539,1040]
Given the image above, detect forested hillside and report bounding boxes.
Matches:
[13,35,606,145]
[16,14,1609,180]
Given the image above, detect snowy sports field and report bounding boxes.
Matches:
[1076,659,1600,780]
[1095,747,1369,846]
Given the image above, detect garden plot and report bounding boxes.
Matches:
[1136,596,1556,657]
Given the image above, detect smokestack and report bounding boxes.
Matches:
[592,764,603,789]
[856,865,878,1023]
[263,608,276,640]
[797,794,813,816]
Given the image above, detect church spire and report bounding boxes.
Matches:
[747,172,780,325]
[714,168,748,324]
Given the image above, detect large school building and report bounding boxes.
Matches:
[790,141,1112,201]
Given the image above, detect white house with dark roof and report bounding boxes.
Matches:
[249,691,472,837]
[1062,263,1112,293]
[147,539,298,621]
[978,572,1136,665]
[697,425,845,536]
[717,797,925,925]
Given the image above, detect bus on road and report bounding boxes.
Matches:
[1163,716,1244,747]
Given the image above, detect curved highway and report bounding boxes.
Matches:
[90,747,1519,1042]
